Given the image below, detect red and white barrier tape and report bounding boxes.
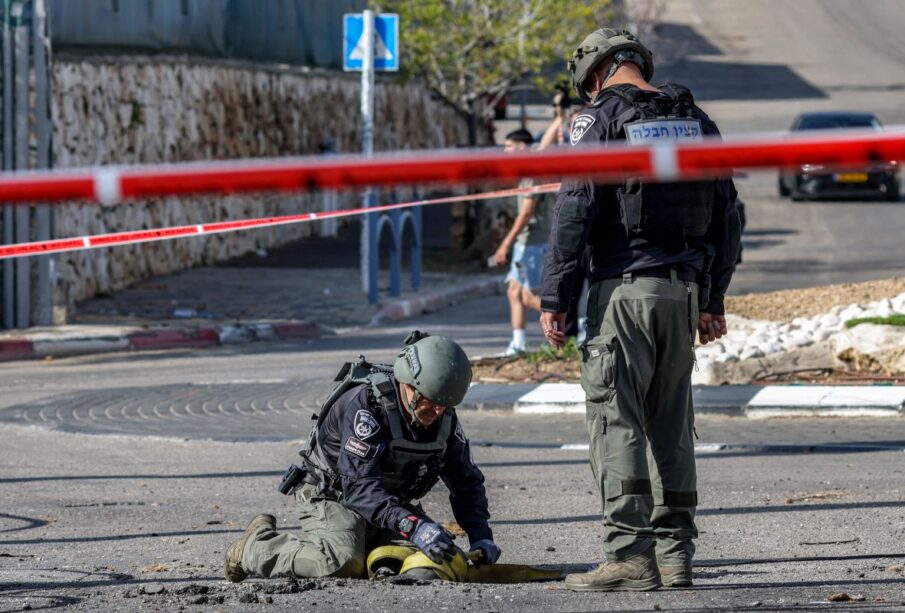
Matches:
[0,183,560,260]
[0,129,902,206]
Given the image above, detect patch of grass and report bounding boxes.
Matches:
[525,336,581,363]
[844,314,905,328]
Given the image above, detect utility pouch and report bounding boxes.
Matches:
[278,464,307,495]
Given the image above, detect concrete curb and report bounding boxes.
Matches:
[745,385,905,419]
[369,278,502,326]
[0,320,322,362]
[460,383,905,418]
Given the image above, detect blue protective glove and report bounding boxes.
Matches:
[469,539,502,565]
[409,520,455,564]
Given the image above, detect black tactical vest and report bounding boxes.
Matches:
[300,357,452,502]
[603,83,717,250]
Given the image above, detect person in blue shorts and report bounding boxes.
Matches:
[492,127,556,355]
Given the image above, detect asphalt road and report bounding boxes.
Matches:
[4,1,905,611]
[2,303,905,612]
[2,413,904,612]
[729,173,905,294]
[661,0,905,132]
[657,0,905,294]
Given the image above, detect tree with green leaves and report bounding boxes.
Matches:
[373,0,613,145]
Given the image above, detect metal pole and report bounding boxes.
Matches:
[318,140,338,238]
[34,0,52,326]
[411,199,421,291]
[361,11,374,160]
[389,208,400,297]
[359,9,375,298]
[2,0,13,329]
[13,0,29,328]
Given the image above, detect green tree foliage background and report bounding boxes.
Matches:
[372,0,614,144]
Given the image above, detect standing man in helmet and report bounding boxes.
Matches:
[224,331,500,582]
[540,28,741,591]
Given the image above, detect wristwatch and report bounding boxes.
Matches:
[398,514,419,538]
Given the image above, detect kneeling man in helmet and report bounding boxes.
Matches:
[224,331,500,581]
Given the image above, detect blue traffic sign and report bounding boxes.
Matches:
[343,13,399,72]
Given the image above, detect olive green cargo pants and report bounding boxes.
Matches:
[242,485,402,579]
[581,273,699,565]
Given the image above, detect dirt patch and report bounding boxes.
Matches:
[754,367,904,385]
[473,352,904,386]
[726,277,905,321]
[472,355,581,384]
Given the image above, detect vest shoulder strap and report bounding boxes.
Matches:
[312,357,393,424]
[366,370,405,439]
[656,82,695,104]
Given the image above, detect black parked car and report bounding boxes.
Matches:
[778,111,900,202]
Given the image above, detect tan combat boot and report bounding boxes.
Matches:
[660,562,693,587]
[564,548,661,592]
[224,514,276,583]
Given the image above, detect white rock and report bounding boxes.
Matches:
[838,307,865,323]
[798,319,819,333]
[873,299,894,318]
[782,333,814,349]
[722,341,745,355]
[891,294,905,312]
[763,342,785,355]
[812,329,834,343]
[739,348,765,360]
[749,334,771,346]
[818,314,841,328]
[833,324,905,356]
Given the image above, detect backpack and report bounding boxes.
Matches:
[603,83,718,248]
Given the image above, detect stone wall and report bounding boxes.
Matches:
[51,57,469,314]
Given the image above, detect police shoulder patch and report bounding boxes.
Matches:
[344,436,373,459]
[570,114,597,145]
[353,409,381,439]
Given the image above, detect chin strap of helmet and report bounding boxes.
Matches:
[403,388,423,428]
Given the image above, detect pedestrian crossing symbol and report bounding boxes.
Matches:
[343,13,399,72]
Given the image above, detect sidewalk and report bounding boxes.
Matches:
[0,268,501,361]
[0,229,503,361]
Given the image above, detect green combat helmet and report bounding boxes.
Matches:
[568,28,654,103]
[393,332,472,408]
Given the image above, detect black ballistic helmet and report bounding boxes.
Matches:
[393,333,472,407]
[568,28,654,102]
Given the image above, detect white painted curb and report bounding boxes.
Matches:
[557,442,905,453]
[511,383,905,418]
[745,386,905,419]
[32,336,130,358]
[559,443,759,453]
[513,383,585,414]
